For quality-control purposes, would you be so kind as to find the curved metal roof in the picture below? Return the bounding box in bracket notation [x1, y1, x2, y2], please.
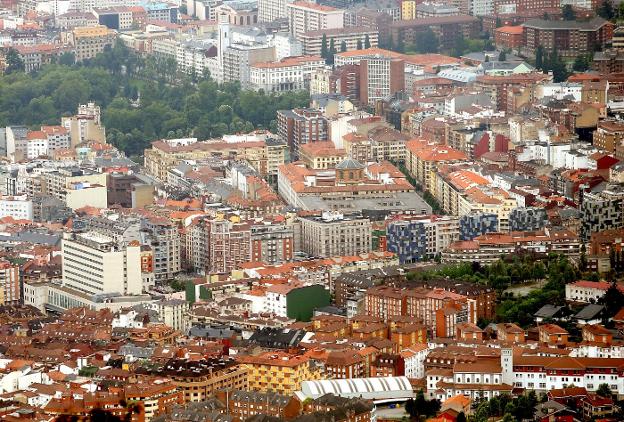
[300, 376, 413, 399]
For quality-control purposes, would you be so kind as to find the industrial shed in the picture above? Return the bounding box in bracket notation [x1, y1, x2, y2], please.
[298, 376, 414, 403]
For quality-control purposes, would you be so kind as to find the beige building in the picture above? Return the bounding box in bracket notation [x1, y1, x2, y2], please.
[299, 143, 347, 169]
[298, 212, 372, 258]
[287, 1, 344, 41]
[238, 352, 322, 395]
[61, 102, 106, 147]
[430, 168, 518, 232]
[61, 231, 143, 297]
[64, 182, 108, 210]
[299, 27, 378, 56]
[144, 137, 287, 183]
[310, 67, 333, 95]
[40, 168, 108, 202]
[63, 25, 116, 61]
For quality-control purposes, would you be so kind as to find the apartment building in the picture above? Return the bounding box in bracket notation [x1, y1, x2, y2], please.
[144, 137, 285, 182]
[0, 260, 20, 305]
[0, 194, 33, 221]
[237, 352, 323, 395]
[61, 231, 143, 297]
[222, 43, 275, 87]
[276, 108, 329, 158]
[522, 17, 613, 59]
[593, 120, 624, 154]
[286, 1, 344, 41]
[250, 55, 325, 93]
[156, 358, 249, 403]
[144, 218, 182, 281]
[405, 140, 468, 189]
[92, 6, 134, 30]
[298, 212, 373, 258]
[458, 212, 498, 241]
[509, 207, 547, 231]
[63, 25, 116, 61]
[257, 0, 295, 22]
[209, 219, 251, 274]
[40, 168, 108, 201]
[442, 229, 581, 264]
[299, 27, 378, 56]
[359, 57, 405, 106]
[565, 280, 624, 304]
[389, 15, 480, 50]
[250, 222, 294, 264]
[386, 215, 459, 263]
[580, 184, 624, 241]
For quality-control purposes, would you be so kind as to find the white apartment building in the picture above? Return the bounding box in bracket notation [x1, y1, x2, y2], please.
[565, 280, 621, 303]
[271, 33, 303, 60]
[188, 0, 223, 21]
[145, 299, 190, 332]
[61, 231, 143, 297]
[298, 212, 373, 258]
[401, 345, 429, 379]
[258, 0, 295, 22]
[0, 195, 33, 221]
[250, 55, 325, 92]
[286, 1, 344, 40]
[470, 0, 494, 16]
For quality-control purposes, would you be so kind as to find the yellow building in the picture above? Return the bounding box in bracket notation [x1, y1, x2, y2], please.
[431, 168, 517, 232]
[401, 0, 418, 20]
[63, 25, 116, 61]
[299, 143, 347, 169]
[238, 351, 323, 395]
[405, 139, 468, 189]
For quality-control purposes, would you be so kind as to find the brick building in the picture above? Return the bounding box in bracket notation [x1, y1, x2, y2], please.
[521, 17, 613, 59]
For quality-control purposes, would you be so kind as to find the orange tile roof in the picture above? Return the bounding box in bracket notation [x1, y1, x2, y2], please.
[253, 55, 323, 69]
[289, 1, 340, 12]
[495, 25, 524, 35]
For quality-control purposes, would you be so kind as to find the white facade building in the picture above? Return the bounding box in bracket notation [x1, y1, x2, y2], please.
[61, 231, 143, 297]
[0, 195, 33, 220]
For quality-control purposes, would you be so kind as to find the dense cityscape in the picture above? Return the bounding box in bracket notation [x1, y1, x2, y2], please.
[0, 0, 623, 421]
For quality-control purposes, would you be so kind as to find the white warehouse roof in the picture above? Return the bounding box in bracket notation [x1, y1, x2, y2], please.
[299, 376, 414, 402]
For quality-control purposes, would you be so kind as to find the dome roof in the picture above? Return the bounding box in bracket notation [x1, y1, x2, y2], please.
[336, 158, 365, 170]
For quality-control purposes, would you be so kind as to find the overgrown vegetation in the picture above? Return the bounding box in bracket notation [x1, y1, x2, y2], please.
[472, 392, 539, 422]
[407, 254, 580, 328]
[0, 41, 309, 157]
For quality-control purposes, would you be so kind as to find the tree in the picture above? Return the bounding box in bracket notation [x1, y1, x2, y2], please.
[496, 17, 502, 28]
[599, 282, 624, 317]
[579, 244, 588, 271]
[58, 52, 75, 66]
[597, 383, 612, 398]
[320, 33, 328, 61]
[456, 412, 467, 422]
[4, 48, 24, 73]
[357, 38, 363, 50]
[543, 12, 550, 20]
[396, 36, 405, 53]
[328, 38, 336, 65]
[550, 51, 569, 82]
[598, 0, 615, 19]
[415, 28, 439, 54]
[340, 40, 347, 53]
[562, 4, 576, 20]
[498, 50, 507, 61]
[573, 55, 589, 72]
[619, 1, 624, 20]
[364, 34, 371, 49]
[535, 45, 544, 70]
